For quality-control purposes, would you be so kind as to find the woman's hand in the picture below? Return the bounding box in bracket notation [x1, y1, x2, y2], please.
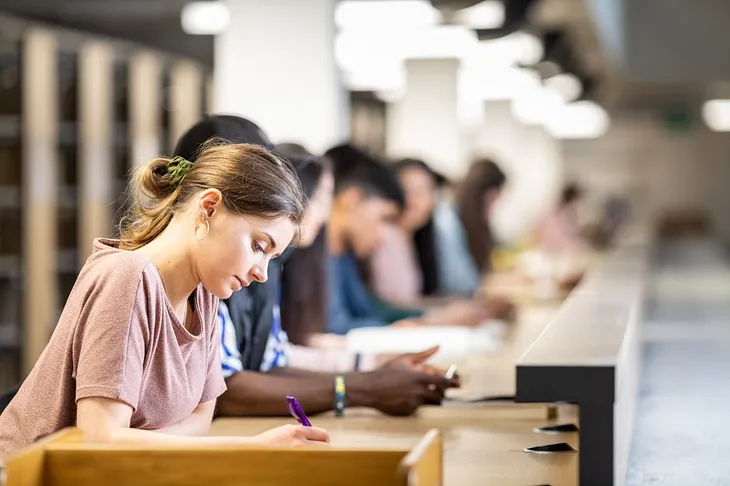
[251, 424, 331, 447]
[379, 346, 461, 386]
[483, 296, 517, 321]
[423, 300, 488, 327]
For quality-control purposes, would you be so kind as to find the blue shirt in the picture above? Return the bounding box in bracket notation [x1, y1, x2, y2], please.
[432, 202, 481, 296]
[218, 294, 290, 377]
[259, 287, 290, 372]
[326, 252, 423, 335]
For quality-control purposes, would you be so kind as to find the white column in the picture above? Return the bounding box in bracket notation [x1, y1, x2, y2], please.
[169, 60, 203, 150]
[129, 51, 162, 168]
[215, 0, 347, 153]
[22, 29, 59, 374]
[78, 41, 114, 260]
[474, 100, 563, 243]
[386, 58, 468, 179]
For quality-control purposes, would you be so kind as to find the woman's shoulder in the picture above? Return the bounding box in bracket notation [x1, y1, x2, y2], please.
[78, 238, 157, 291]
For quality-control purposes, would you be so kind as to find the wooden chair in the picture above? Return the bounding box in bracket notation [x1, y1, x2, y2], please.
[4, 428, 443, 486]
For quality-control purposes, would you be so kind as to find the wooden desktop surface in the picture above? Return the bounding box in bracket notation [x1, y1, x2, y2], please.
[446, 303, 562, 401]
[211, 300, 577, 486]
[211, 407, 578, 486]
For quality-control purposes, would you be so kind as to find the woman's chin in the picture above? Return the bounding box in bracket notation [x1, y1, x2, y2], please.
[206, 284, 235, 300]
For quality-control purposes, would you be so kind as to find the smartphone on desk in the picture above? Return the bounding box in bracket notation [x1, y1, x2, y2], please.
[445, 364, 458, 380]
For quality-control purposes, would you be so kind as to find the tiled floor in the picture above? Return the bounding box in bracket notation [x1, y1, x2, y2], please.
[627, 238, 730, 485]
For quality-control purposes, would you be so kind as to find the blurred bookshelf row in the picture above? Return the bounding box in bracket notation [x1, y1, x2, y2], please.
[0, 15, 212, 389]
[0, 12, 388, 389]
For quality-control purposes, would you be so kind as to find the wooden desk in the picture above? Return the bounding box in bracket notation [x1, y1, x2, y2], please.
[447, 304, 563, 401]
[4, 428, 444, 486]
[211, 406, 579, 486]
[482, 272, 568, 306]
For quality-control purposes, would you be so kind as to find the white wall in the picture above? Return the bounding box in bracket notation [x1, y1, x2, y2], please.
[563, 110, 730, 239]
[387, 59, 469, 179]
[471, 105, 730, 244]
[215, 0, 347, 153]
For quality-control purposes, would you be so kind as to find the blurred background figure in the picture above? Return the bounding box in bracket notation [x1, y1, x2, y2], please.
[369, 158, 515, 322]
[370, 158, 444, 306]
[455, 159, 508, 274]
[536, 183, 585, 254]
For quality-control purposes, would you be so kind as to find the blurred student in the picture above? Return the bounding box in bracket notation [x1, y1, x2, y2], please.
[369, 159, 514, 321]
[324, 146, 495, 335]
[369, 159, 444, 306]
[535, 183, 588, 291]
[0, 140, 331, 460]
[455, 159, 507, 273]
[537, 183, 585, 254]
[324, 145, 420, 336]
[174, 118, 457, 418]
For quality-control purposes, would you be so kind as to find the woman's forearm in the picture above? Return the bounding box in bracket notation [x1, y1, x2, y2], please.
[154, 409, 214, 437]
[85, 425, 252, 447]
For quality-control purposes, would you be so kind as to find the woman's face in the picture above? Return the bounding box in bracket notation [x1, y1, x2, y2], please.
[192, 193, 297, 299]
[298, 170, 334, 248]
[399, 166, 438, 232]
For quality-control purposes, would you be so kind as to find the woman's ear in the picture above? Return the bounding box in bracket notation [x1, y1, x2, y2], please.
[199, 189, 223, 217]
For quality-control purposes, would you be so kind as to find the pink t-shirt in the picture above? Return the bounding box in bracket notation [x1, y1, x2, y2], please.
[0, 239, 226, 458]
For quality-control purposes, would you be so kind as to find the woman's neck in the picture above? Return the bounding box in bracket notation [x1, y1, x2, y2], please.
[398, 220, 416, 235]
[135, 221, 200, 309]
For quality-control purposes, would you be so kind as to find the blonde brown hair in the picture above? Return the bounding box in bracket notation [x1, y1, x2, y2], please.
[119, 141, 307, 250]
[456, 158, 507, 272]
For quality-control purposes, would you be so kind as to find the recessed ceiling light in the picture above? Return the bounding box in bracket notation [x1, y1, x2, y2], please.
[453, 1, 505, 29]
[702, 100, 730, 131]
[336, 1, 441, 32]
[546, 101, 610, 139]
[181, 2, 230, 35]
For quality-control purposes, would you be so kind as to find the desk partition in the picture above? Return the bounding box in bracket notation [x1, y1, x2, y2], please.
[4, 428, 443, 486]
[516, 224, 652, 486]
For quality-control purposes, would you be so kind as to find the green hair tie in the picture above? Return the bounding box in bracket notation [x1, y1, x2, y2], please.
[167, 156, 194, 189]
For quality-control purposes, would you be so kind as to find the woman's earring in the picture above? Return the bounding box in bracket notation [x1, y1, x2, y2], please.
[195, 211, 210, 241]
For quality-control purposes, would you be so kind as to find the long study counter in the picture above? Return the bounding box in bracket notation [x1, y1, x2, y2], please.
[211, 405, 579, 486]
[210, 301, 580, 486]
[516, 224, 652, 486]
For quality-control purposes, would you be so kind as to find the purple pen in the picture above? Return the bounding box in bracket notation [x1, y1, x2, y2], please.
[286, 395, 312, 427]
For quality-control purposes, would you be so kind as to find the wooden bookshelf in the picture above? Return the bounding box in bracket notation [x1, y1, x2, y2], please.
[0, 29, 22, 388]
[58, 49, 80, 307]
[111, 57, 130, 234]
[0, 15, 209, 381]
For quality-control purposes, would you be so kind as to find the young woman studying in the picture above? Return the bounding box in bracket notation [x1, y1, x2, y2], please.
[0, 142, 329, 461]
